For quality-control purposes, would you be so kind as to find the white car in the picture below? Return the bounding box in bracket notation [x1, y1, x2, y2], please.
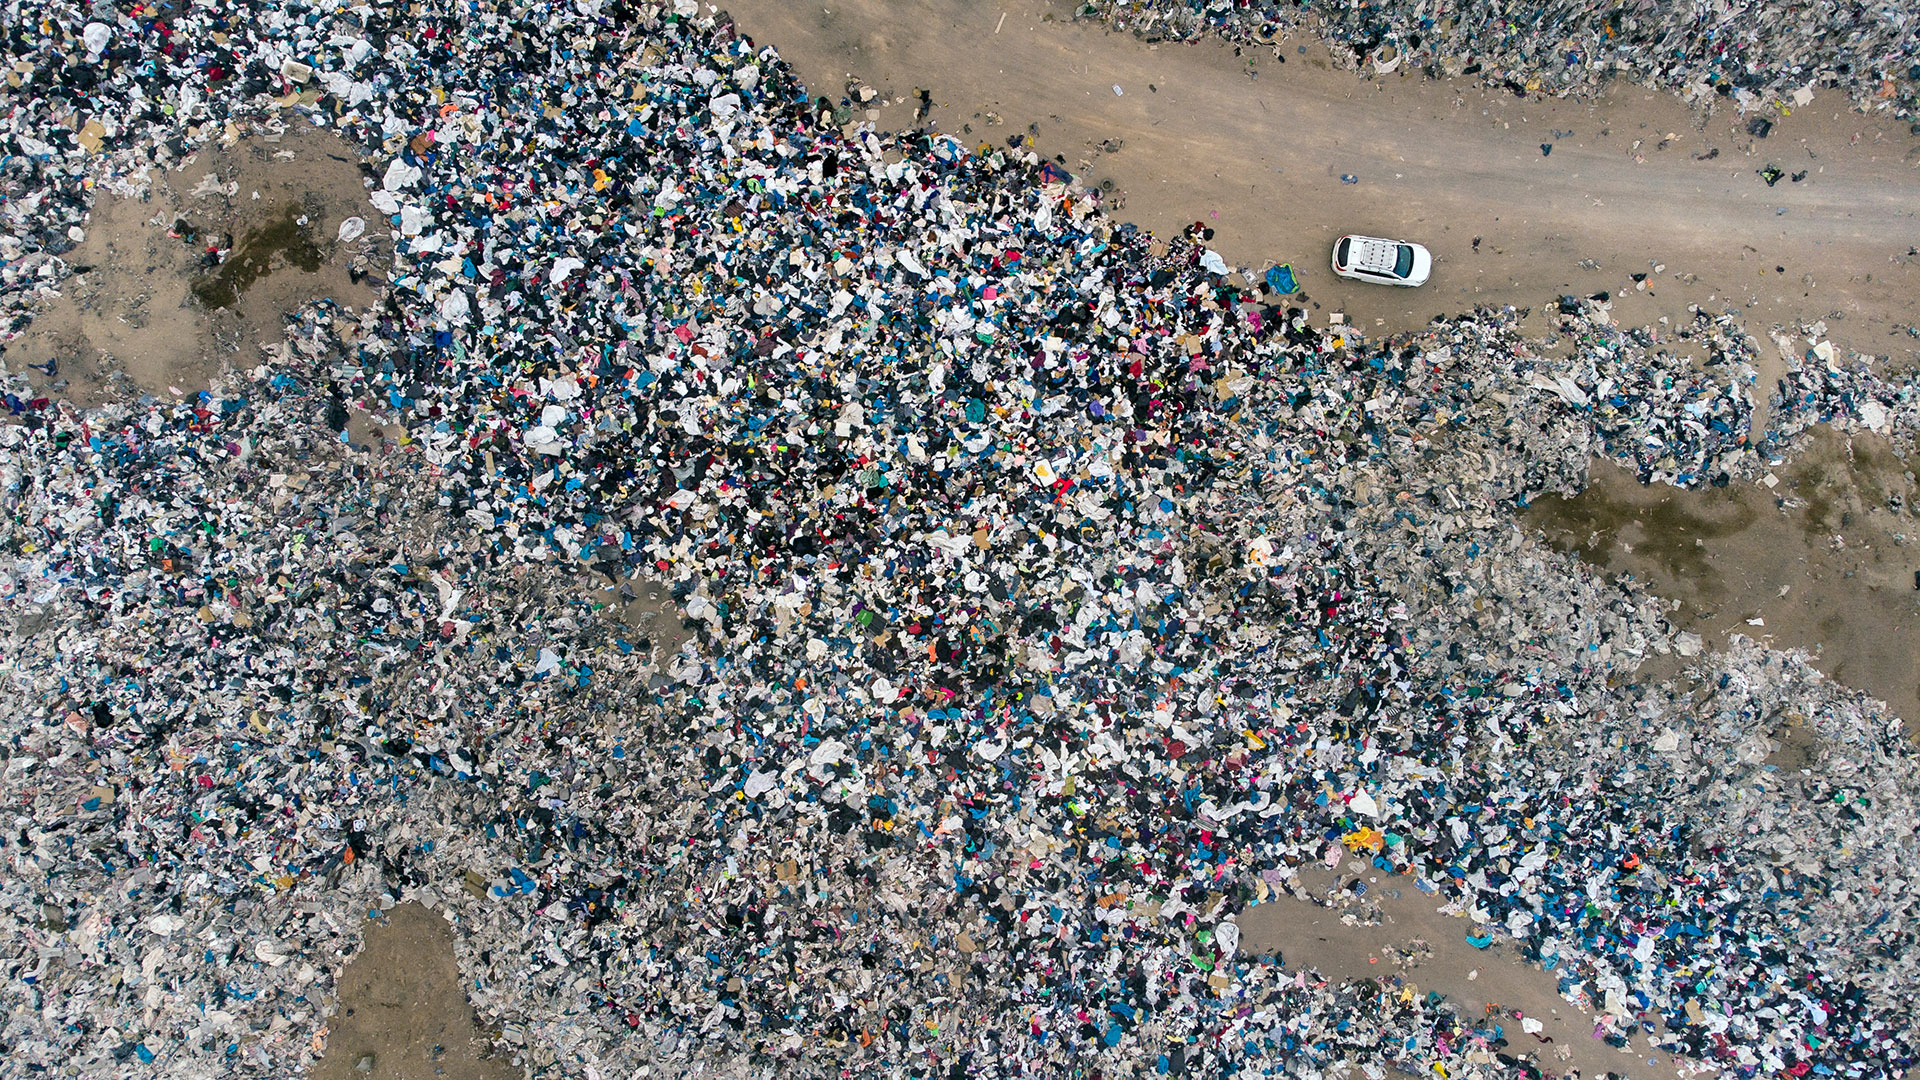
[1331, 234, 1431, 287]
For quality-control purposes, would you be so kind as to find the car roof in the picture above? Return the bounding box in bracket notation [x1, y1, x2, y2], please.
[1344, 236, 1404, 274]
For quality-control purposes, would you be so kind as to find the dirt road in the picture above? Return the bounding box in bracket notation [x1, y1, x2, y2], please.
[726, 0, 1920, 427]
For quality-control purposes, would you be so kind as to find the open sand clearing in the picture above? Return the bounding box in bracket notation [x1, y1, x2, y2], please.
[309, 904, 517, 1080]
[1527, 431, 1920, 733]
[9, 124, 377, 404]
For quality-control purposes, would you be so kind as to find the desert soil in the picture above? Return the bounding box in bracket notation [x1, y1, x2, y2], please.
[1243, 873, 1688, 1080]
[1526, 428, 1920, 732]
[308, 903, 518, 1080]
[9, 122, 377, 405]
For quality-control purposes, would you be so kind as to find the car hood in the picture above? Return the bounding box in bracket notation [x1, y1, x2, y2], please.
[1405, 245, 1432, 286]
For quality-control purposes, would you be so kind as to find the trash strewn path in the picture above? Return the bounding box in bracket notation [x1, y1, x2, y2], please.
[726, 0, 1920, 429]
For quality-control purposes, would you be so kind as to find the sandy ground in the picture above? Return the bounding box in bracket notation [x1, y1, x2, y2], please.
[1242, 872, 1688, 1080]
[309, 903, 517, 1080]
[594, 573, 699, 660]
[1526, 431, 1920, 732]
[725, 0, 1920, 431]
[8, 123, 377, 404]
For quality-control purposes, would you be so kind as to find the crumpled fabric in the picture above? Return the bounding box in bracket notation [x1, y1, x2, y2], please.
[0, 3, 1918, 1080]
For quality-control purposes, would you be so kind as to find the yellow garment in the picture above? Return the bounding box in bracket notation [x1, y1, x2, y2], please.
[1341, 827, 1385, 854]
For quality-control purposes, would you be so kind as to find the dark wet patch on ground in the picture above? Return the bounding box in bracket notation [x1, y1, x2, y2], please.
[191, 204, 325, 310]
[1521, 428, 1920, 734]
[1785, 433, 1910, 544]
[1525, 481, 1757, 600]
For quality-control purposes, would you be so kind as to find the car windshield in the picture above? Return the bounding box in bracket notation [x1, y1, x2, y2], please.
[1336, 237, 1351, 267]
[1393, 244, 1414, 278]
